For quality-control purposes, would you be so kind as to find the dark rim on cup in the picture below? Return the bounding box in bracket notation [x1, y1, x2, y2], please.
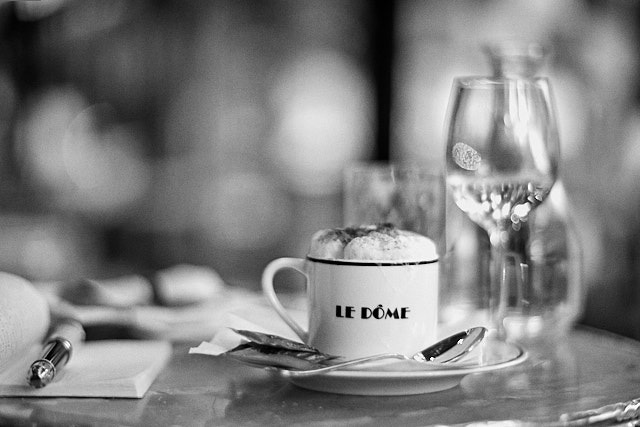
[306, 256, 438, 266]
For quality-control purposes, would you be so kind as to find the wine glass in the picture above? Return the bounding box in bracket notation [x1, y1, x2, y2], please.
[444, 43, 560, 337]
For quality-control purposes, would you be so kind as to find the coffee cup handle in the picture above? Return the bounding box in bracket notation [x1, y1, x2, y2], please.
[261, 257, 309, 343]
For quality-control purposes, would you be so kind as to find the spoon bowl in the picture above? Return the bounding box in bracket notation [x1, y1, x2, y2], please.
[279, 327, 487, 377]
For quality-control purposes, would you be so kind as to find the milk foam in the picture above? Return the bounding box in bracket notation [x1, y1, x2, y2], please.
[309, 224, 437, 262]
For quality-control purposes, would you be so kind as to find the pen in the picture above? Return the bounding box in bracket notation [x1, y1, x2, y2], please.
[27, 318, 85, 388]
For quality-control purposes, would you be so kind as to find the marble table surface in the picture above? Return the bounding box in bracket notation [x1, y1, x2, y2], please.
[1, 326, 638, 426]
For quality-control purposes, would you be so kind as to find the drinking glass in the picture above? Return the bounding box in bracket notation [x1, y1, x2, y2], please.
[343, 163, 445, 245]
[444, 44, 560, 338]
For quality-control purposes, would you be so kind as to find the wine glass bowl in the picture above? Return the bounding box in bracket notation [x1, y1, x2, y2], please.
[444, 47, 561, 336]
[445, 76, 559, 245]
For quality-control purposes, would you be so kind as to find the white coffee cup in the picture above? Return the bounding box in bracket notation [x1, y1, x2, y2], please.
[262, 255, 439, 359]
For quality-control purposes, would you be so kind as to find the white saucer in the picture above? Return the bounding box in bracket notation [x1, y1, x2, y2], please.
[278, 340, 527, 396]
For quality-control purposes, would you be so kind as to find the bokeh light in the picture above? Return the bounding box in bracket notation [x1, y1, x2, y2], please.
[269, 49, 373, 196]
[16, 88, 151, 221]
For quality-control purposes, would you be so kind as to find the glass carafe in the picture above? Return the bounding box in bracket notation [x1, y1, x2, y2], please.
[512, 181, 584, 340]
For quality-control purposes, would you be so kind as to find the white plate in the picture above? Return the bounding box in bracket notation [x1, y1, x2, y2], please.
[278, 340, 527, 396]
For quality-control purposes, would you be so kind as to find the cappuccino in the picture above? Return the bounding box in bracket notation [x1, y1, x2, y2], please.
[262, 223, 439, 358]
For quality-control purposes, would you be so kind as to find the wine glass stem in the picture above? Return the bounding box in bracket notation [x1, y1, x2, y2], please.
[489, 228, 513, 339]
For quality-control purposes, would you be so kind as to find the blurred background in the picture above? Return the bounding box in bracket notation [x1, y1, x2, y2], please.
[0, 0, 639, 339]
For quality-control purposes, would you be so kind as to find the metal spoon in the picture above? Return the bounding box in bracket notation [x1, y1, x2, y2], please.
[279, 326, 487, 377]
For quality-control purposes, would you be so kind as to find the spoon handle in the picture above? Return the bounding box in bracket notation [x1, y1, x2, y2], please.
[276, 353, 411, 377]
[273, 327, 487, 377]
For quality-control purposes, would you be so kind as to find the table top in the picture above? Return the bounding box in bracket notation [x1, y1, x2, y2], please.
[1, 326, 638, 426]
